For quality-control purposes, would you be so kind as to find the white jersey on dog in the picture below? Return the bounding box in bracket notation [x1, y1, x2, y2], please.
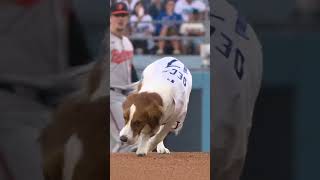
[139, 57, 192, 132]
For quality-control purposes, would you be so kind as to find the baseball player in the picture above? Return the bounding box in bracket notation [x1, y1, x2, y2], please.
[210, 0, 263, 180]
[110, 2, 137, 152]
[0, 1, 68, 180]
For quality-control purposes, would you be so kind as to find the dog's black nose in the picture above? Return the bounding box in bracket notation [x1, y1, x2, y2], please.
[120, 135, 128, 142]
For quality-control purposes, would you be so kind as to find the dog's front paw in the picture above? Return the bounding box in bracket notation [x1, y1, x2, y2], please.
[136, 146, 148, 157]
[137, 153, 146, 157]
[156, 142, 170, 154]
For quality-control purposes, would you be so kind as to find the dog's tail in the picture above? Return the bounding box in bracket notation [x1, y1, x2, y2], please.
[128, 81, 142, 94]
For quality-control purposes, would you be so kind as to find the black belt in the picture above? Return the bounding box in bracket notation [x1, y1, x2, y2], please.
[110, 87, 129, 96]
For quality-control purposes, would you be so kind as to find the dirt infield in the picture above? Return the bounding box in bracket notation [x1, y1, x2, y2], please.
[110, 152, 210, 180]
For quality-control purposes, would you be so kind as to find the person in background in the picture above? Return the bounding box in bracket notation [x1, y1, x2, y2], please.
[130, 1, 155, 54]
[179, 8, 205, 54]
[155, 0, 183, 55]
[175, 0, 206, 21]
[110, 2, 138, 152]
[111, 0, 117, 6]
[148, 0, 164, 20]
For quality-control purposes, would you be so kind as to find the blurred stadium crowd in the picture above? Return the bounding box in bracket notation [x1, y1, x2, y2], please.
[111, 0, 209, 55]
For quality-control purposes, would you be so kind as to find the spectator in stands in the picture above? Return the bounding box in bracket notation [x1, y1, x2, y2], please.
[130, 1, 155, 54]
[140, 0, 153, 11]
[175, 0, 206, 21]
[179, 8, 205, 54]
[156, 0, 183, 55]
[148, 0, 164, 19]
[111, 0, 117, 5]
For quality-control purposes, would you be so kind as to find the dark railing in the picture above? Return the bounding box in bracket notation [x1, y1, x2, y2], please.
[128, 19, 210, 41]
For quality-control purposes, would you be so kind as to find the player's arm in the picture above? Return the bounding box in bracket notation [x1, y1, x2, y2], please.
[131, 64, 139, 83]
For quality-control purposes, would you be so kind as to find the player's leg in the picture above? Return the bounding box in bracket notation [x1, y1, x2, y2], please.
[0, 126, 44, 180]
[110, 91, 136, 152]
[0, 91, 51, 180]
[110, 102, 123, 153]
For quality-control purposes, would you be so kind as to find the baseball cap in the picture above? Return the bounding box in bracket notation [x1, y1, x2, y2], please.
[111, 2, 129, 15]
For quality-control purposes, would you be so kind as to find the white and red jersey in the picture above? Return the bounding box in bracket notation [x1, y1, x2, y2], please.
[110, 33, 134, 88]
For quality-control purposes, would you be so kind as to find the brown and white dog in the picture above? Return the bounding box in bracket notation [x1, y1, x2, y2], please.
[119, 57, 192, 156]
[39, 59, 108, 180]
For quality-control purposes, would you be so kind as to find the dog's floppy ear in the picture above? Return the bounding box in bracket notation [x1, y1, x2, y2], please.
[122, 93, 137, 110]
[147, 104, 163, 129]
[123, 108, 130, 124]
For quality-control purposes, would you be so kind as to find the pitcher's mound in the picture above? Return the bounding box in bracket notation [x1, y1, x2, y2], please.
[111, 152, 210, 180]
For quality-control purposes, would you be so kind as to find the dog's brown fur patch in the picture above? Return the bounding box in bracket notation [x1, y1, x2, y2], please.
[122, 92, 163, 136]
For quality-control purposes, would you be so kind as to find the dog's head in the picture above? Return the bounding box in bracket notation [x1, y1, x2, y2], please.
[119, 92, 163, 144]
